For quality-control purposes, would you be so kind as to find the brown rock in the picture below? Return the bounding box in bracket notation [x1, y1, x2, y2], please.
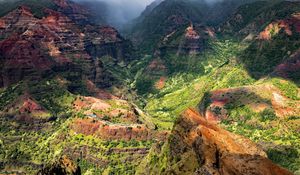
[37, 156, 81, 175]
[138, 108, 293, 175]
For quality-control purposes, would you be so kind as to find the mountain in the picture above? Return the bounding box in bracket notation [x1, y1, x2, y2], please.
[0, 0, 132, 88]
[141, 0, 164, 17]
[0, 0, 300, 174]
[127, 0, 258, 54]
[127, 0, 207, 54]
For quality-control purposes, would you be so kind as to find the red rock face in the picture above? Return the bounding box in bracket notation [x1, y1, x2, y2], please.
[0, 36, 54, 86]
[169, 108, 293, 175]
[185, 25, 200, 40]
[175, 24, 208, 55]
[19, 98, 43, 113]
[155, 76, 167, 90]
[0, 4, 131, 87]
[98, 27, 121, 42]
[0, 19, 6, 29]
[70, 118, 158, 141]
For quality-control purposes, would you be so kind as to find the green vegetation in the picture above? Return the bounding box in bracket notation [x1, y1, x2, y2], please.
[128, 0, 204, 54]
[221, 103, 300, 172]
[0, 83, 23, 111]
[267, 147, 300, 172]
[132, 35, 300, 172]
[28, 78, 75, 116]
[271, 78, 299, 100]
[241, 32, 300, 78]
[136, 77, 156, 95]
[134, 40, 253, 129]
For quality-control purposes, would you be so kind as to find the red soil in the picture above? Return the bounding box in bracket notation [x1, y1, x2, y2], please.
[185, 25, 200, 40]
[53, 0, 69, 8]
[19, 98, 43, 113]
[73, 96, 111, 111]
[155, 76, 167, 90]
[148, 59, 167, 71]
[0, 19, 5, 29]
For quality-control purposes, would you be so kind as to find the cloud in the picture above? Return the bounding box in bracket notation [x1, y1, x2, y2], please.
[73, 0, 154, 28]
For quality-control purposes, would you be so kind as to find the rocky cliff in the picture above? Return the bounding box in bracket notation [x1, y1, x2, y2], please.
[0, 1, 132, 88]
[136, 108, 293, 175]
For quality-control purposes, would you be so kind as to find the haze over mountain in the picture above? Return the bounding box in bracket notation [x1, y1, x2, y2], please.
[73, 0, 155, 28]
[72, 0, 248, 28]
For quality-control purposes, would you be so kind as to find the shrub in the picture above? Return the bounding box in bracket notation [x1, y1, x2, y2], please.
[272, 78, 299, 100]
[259, 109, 277, 122]
[136, 77, 155, 95]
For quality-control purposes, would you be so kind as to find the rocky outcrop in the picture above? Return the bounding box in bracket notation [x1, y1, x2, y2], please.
[137, 108, 292, 175]
[37, 156, 81, 175]
[84, 25, 133, 68]
[70, 118, 168, 141]
[176, 24, 206, 55]
[155, 24, 212, 58]
[70, 118, 150, 141]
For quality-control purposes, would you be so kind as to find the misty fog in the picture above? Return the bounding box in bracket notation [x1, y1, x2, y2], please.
[73, 0, 154, 28]
[72, 0, 230, 28]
